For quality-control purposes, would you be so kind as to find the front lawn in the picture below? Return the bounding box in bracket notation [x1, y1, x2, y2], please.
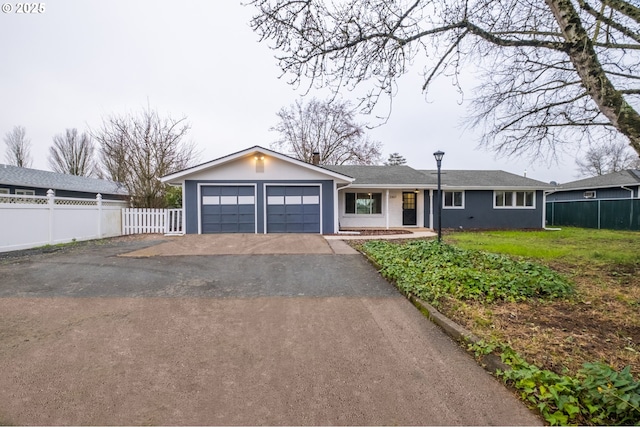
[358, 228, 640, 425]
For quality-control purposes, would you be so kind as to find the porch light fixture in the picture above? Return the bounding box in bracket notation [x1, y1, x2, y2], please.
[433, 150, 445, 243]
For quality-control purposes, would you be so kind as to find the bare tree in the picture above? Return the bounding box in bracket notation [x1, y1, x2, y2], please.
[93, 107, 198, 208]
[249, 0, 640, 160]
[271, 98, 382, 165]
[385, 152, 407, 166]
[576, 141, 640, 176]
[3, 126, 32, 167]
[48, 129, 97, 176]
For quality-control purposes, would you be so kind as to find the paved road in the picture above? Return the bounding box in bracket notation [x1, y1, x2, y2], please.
[0, 235, 541, 425]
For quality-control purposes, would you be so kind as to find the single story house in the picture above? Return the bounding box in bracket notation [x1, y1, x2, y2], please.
[546, 169, 640, 202]
[161, 146, 552, 234]
[545, 169, 640, 230]
[0, 164, 128, 200]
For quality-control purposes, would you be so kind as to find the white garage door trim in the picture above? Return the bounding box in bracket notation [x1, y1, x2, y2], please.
[197, 183, 258, 234]
[263, 183, 322, 234]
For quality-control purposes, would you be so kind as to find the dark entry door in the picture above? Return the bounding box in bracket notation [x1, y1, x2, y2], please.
[402, 192, 417, 226]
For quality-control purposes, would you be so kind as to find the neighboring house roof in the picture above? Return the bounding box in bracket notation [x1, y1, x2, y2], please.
[323, 165, 434, 187]
[0, 164, 128, 196]
[161, 145, 354, 184]
[419, 170, 554, 189]
[553, 169, 640, 191]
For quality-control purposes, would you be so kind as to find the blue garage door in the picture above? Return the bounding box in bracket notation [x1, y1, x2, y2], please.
[266, 186, 320, 233]
[201, 186, 255, 233]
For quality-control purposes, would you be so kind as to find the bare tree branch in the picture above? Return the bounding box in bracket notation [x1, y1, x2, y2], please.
[48, 129, 97, 176]
[271, 97, 382, 165]
[3, 126, 32, 168]
[93, 107, 199, 208]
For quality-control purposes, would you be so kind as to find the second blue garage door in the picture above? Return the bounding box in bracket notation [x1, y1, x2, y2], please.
[266, 186, 321, 233]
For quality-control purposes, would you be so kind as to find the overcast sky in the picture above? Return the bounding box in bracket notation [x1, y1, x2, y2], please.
[1, 1, 583, 183]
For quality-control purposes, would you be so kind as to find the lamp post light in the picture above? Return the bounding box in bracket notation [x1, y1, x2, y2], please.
[433, 150, 445, 243]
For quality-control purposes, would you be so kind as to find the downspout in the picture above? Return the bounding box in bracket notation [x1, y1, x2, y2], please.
[621, 186, 634, 229]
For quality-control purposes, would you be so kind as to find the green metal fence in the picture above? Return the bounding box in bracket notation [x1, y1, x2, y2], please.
[546, 199, 640, 231]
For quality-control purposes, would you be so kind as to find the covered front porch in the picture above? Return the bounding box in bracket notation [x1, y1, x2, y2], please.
[335, 187, 436, 230]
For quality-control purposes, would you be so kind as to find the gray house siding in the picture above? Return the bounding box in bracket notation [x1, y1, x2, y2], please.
[428, 190, 544, 229]
[547, 186, 638, 201]
[0, 184, 125, 200]
[184, 179, 335, 234]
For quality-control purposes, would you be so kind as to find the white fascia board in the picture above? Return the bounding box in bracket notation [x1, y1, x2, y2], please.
[338, 184, 432, 190]
[160, 145, 354, 184]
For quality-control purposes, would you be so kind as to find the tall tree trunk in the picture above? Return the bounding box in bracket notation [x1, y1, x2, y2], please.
[545, 0, 640, 155]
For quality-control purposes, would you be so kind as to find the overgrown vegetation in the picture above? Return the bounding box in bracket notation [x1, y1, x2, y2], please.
[358, 229, 640, 425]
[362, 239, 573, 306]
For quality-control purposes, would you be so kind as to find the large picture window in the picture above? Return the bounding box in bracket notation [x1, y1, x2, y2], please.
[444, 191, 464, 208]
[345, 192, 382, 215]
[494, 191, 535, 208]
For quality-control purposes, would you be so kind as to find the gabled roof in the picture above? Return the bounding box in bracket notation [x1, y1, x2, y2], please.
[161, 145, 354, 183]
[554, 169, 640, 191]
[323, 165, 433, 187]
[419, 170, 553, 189]
[0, 164, 128, 195]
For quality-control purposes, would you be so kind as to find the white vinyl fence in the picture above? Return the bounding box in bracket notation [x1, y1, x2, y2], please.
[122, 208, 183, 235]
[0, 190, 128, 253]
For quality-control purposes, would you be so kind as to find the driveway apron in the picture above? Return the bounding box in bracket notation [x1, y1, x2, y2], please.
[0, 235, 541, 425]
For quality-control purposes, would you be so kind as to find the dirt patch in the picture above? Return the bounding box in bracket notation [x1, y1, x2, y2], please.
[438, 262, 640, 377]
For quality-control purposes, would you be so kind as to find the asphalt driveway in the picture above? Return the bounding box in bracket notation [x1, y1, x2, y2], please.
[0, 235, 541, 425]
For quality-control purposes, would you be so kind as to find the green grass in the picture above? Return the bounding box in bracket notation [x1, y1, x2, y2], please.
[446, 227, 640, 267]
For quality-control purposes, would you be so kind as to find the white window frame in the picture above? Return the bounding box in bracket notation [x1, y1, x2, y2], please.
[345, 192, 383, 215]
[443, 190, 465, 209]
[0, 188, 9, 194]
[493, 190, 536, 209]
[15, 189, 35, 196]
[583, 190, 596, 199]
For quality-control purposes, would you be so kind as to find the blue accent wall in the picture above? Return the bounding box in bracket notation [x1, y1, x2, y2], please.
[430, 190, 544, 230]
[184, 179, 335, 234]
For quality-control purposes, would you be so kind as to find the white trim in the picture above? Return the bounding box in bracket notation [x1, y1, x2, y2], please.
[197, 183, 258, 234]
[429, 189, 434, 229]
[493, 190, 536, 209]
[263, 183, 323, 234]
[443, 190, 465, 209]
[385, 189, 390, 229]
[162, 145, 353, 184]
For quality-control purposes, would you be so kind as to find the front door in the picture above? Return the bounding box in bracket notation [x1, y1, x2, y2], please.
[402, 192, 417, 226]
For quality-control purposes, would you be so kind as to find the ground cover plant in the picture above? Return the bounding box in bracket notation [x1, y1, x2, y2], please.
[359, 228, 640, 425]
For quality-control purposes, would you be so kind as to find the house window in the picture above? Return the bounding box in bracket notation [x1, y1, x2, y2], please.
[0, 188, 9, 194]
[584, 190, 596, 199]
[494, 191, 535, 208]
[345, 192, 382, 215]
[444, 191, 464, 208]
[15, 189, 35, 196]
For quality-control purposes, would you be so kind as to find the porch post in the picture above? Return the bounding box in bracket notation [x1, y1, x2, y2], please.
[385, 189, 390, 229]
[429, 189, 434, 230]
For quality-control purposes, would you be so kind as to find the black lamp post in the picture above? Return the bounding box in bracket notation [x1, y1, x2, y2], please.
[433, 150, 445, 243]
